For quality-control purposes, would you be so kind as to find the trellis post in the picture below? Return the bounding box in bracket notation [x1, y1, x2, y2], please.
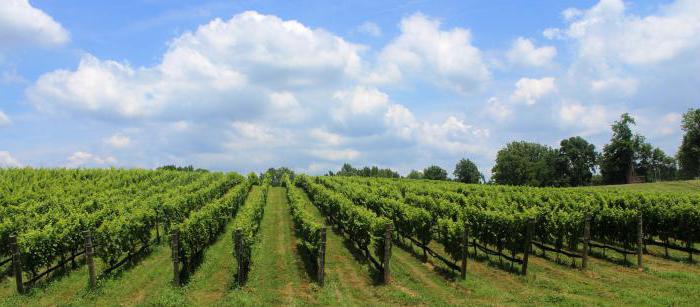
[382, 224, 393, 284]
[637, 212, 643, 271]
[170, 230, 180, 286]
[582, 214, 591, 270]
[522, 220, 533, 275]
[84, 231, 97, 289]
[317, 227, 327, 286]
[234, 229, 244, 286]
[10, 235, 24, 294]
[461, 222, 468, 280]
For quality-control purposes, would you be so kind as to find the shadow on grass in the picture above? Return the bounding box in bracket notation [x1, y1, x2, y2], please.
[329, 225, 383, 285]
[392, 236, 460, 281]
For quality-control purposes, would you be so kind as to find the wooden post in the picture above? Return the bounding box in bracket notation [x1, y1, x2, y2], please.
[317, 227, 327, 286]
[10, 235, 24, 294]
[84, 231, 97, 289]
[155, 213, 161, 244]
[582, 214, 591, 270]
[688, 239, 694, 263]
[637, 212, 643, 271]
[170, 230, 180, 286]
[234, 229, 244, 286]
[382, 225, 392, 284]
[461, 222, 468, 280]
[521, 220, 533, 276]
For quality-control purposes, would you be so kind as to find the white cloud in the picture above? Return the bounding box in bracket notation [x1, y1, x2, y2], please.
[309, 149, 360, 161]
[658, 112, 682, 136]
[66, 151, 117, 168]
[332, 86, 390, 123]
[558, 102, 616, 136]
[506, 37, 557, 67]
[0, 110, 10, 126]
[310, 128, 343, 146]
[485, 97, 513, 122]
[104, 134, 131, 148]
[590, 77, 638, 96]
[376, 13, 489, 94]
[0, 151, 21, 167]
[0, 0, 69, 48]
[555, 0, 700, 65]
[357, 21, 382, 37]
[510, 77, 556, 105]
[28, 11, 365, 120]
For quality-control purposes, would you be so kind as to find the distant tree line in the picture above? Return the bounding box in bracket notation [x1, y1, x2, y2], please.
[157, 165, 208, 172]
[328, 163, 401, 178]
[330, 108, 700, 187]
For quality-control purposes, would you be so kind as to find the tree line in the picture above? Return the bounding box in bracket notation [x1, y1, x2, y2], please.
[332, 108, 700, 187]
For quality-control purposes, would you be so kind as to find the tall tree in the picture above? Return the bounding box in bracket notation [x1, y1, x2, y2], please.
[600, 113, 641, 184]
[453, 158, 482, 184]
[678, 108, 700, 179]
[491, 141, 559, 186]
[558, 136, 597, 186]
[423, 165, 448, 180]
[407, 170, 423, 179]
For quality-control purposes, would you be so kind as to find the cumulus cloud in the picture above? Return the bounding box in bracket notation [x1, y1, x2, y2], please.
[0, 0, 69, 48]
[553, 0, 700, 65]
[558, 102, 617, 136]
[28, 11, 365, 120]
[66, 151, 117, 168]
[506, 37, 557, 67]
[590, 77, 638, 96]
[510, 77, 556, 105]
[375, 13, 489, 94]
[357, 21, 382, 37]
[0, 110, 10, 126]
[484, 97, 513, 122]
[0, 151, 21, 167]
[104, 134, 131, 148]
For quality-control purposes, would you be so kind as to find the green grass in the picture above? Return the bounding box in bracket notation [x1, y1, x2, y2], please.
[586, 179, 700, 193]
[1, 185, 699, 306]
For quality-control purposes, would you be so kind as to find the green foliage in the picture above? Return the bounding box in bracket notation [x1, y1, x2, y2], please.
[557, 136, 598, 186]
[283, 175, 324, 261]
[678, 108, 700, 178]
[406, 170, 423, 179]
[453, 158, 482, 184]
[492, 141, 559, 186]
[332, 163, 401, 178]
[423, 165, 448, 181]
[232, 185, 270, 274]
[601, 113, 641, 184]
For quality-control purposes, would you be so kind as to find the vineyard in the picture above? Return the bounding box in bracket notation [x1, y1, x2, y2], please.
[1, 169, 699, 306]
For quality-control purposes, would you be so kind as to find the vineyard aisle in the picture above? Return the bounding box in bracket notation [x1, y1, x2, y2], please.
[222, 186, 313, 305]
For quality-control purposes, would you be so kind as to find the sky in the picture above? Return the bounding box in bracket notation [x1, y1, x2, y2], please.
[0, 0, 698, 177]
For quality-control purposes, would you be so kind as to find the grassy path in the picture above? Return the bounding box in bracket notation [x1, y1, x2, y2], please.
[222, 186, 313, 305]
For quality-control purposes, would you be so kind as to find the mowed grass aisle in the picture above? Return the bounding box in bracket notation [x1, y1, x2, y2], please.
[222, 186, 314, 305]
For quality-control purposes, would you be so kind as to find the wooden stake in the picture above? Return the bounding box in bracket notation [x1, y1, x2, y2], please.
[234, 229, 244, 286]
[84, 231, 97, 289]
[582, 214, 591, 270]
[688, 239, 694, 263]
[318, 227, 327, 286]
[521, 220, 533, 276]
[170, 230, 180, 286]
[10, 235, 24, 294]
[383, 225, 393, 284]
[461, 222, 468, 280]
[155, 213, 161, 244]
[637, 212, 643, 271]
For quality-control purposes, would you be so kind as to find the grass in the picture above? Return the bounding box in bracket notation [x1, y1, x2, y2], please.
[0, 184, 699, 306]
[586, 179, 700, 193]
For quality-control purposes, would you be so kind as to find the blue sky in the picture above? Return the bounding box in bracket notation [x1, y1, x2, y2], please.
[0, 0, 698, 176]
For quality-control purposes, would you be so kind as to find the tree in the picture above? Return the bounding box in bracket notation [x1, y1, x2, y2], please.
[678, 108, 700, 179]
[600, 113, 642, 184]
[423, 165, 448, 180]
[491, 141, 559, 186]
[407, 170, 423, 179]
[332, 163, 400, 178]
[557, 136, 598, 186]
[453, 158, 481, 184]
